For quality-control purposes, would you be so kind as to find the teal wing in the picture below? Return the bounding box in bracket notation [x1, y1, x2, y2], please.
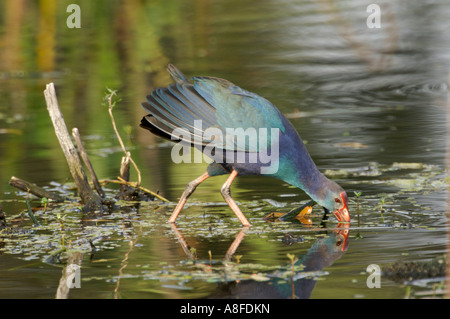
[141, 65, 285, 153]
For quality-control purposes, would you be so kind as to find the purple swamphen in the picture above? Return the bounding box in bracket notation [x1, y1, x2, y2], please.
[140, 65, 350, 227]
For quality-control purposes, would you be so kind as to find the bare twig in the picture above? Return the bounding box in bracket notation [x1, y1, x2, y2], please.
[105, 89, 142, 186]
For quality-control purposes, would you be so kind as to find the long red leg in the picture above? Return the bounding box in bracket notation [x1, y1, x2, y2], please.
[169, 172, 210, 223]
[220, 170, 251, 227]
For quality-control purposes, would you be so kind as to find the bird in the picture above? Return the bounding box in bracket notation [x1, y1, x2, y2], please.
[140, 64, 350, 227]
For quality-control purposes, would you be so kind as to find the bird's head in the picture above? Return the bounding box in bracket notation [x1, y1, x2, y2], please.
[315, 181, 350, 223]
[331, 191, 350, 223]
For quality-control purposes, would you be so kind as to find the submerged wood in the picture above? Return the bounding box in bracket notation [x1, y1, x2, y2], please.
[44, 83, 104, 212]
[9, 176, 65, 202]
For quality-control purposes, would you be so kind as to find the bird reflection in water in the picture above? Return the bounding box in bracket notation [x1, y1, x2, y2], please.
[170, 221, 349, 299]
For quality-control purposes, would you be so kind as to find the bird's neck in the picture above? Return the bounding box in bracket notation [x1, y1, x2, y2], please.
[298, 171, 329, 204]
[272, 122, 330, 204]
[277, 154, 329, 204]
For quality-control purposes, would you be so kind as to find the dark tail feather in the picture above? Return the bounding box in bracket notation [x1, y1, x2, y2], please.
[140, 114, 186, 142]
[141, 64, 219, 148]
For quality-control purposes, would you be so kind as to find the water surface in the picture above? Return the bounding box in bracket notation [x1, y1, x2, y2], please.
[0, 0, 449, 299]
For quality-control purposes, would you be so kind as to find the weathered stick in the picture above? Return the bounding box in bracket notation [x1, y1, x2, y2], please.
[9, 176, 65, 202]
[72, 127, 105, 198]
[44, 83, 104, 212]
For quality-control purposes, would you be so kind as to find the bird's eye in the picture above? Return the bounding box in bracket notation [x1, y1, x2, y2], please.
[334, 198, 341, 203]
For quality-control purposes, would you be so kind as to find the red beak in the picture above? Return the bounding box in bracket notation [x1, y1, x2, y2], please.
[333, 192, 350, 223]
[334, 222, 350, 252]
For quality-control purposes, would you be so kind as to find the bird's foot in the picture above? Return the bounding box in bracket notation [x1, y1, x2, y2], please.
[264, 203, 313, 226]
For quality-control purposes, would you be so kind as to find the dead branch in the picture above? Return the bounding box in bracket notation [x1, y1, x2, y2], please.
[44, 82, 104, 212]
[9, 176, 65, 202]
[72, 127, 105, 198]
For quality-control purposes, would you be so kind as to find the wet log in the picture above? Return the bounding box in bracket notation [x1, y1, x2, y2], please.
[9, 176, 65, 202]
[44, 83, 104, 212]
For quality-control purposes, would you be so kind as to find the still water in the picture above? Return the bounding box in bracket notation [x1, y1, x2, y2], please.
[0, 0, 449, 299]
